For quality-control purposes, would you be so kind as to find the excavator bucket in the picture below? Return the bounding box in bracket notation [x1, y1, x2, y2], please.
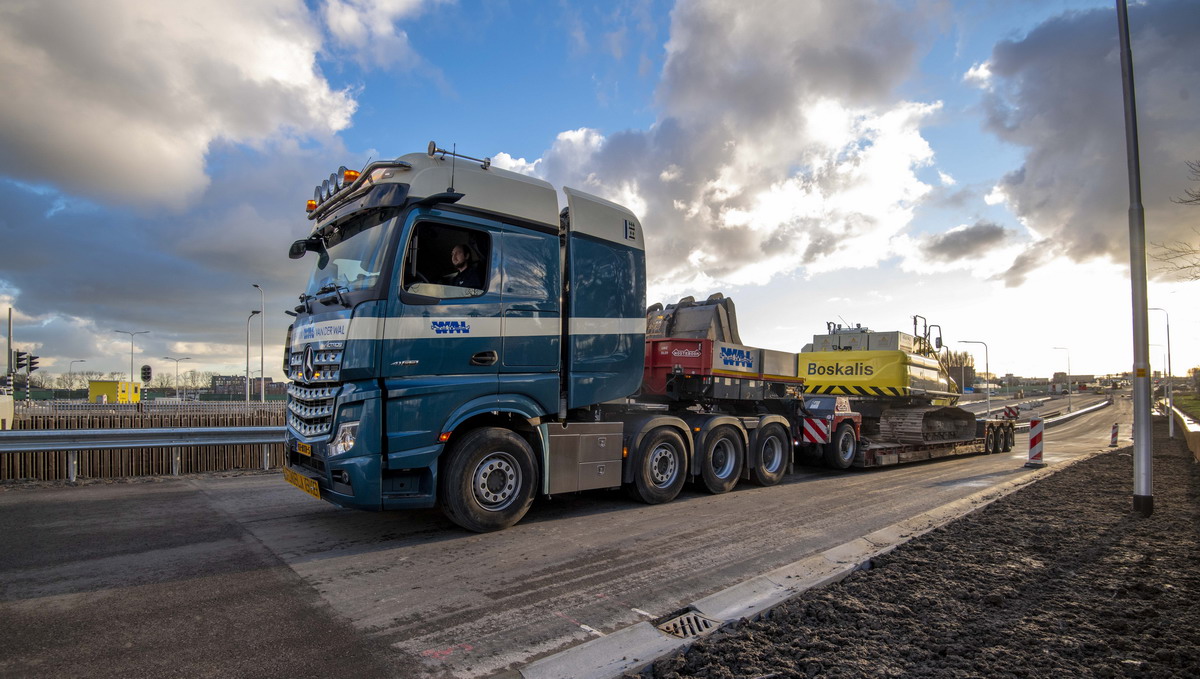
[646, 293, 742, 344]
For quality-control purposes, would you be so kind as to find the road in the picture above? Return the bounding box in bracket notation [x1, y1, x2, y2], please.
[0, 398, 1130, 678]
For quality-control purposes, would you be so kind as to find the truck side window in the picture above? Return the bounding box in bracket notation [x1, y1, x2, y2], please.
[402, 222, 490, 299]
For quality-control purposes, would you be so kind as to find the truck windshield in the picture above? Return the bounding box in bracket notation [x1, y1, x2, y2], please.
[303, 211, 395, 298]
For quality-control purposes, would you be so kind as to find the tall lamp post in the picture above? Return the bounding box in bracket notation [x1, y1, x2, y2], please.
[252, 283, 265, 402]
[246, 310, 260, 403]
[1053, 347, 1072, 413]
[960, 340, 989, 417]
[69, 359, 85, 395]
[1149, 307, 1173, 438]
[114, 330, 149, 383]
[163, 356, 191, 398]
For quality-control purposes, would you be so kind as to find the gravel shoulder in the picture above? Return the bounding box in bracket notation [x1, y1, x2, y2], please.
[641, 418, 1199, 678]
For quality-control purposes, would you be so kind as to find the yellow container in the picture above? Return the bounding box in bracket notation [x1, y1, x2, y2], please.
[87, 380, 141, 404]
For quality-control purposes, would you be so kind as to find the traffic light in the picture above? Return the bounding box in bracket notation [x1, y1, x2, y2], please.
[141, 364, 152, 382]
[12, 350, 27, 371]
[27, 355, 40, 372]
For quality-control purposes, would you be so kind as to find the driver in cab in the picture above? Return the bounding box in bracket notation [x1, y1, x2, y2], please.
[442, 244, 484, 289]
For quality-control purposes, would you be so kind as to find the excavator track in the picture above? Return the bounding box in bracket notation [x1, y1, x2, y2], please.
[878, 406, 976, 445]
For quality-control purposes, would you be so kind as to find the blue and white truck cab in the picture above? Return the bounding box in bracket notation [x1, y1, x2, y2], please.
[283, 144, 648, 531]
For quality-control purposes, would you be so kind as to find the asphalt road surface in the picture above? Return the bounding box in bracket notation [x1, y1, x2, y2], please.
[0, 399, 1129, 678]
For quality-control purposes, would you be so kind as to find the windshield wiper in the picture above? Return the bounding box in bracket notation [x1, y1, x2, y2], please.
[315, 282, 351, 308]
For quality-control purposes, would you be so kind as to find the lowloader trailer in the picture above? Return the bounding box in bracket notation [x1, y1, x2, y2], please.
[281, 144, 1013, 532]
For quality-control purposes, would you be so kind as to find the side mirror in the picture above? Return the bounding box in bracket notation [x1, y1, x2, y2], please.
[935, 337, 942, 349]
[288, 239, 308, 260]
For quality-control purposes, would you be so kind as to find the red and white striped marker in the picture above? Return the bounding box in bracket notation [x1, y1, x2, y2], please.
[1004, 405, 1019, 418]
[1025, 418, 1046, 468]
[1110, 422, 1119, 447]
[802, 418, 831, 444]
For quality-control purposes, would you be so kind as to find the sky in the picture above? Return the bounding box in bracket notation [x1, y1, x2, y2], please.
[1, 0, 1198, 385]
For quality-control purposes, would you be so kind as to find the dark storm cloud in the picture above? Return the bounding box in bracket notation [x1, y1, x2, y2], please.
[921, 220, 1011, 262]
[979, 0, 1200, 271]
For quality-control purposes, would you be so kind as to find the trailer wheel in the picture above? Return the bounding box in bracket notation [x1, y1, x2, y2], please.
[626, 427, 687, 504]
[1002, 425, 1015, 452]
[750, 423, 789, 486]
[984, 427, 997, 454]
[700, 426, 744, 494]
[439, 427, 537, 533]
[823, 422, 857, 470]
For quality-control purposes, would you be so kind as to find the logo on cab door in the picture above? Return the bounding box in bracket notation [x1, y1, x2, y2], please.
[431, 320, 471, 335]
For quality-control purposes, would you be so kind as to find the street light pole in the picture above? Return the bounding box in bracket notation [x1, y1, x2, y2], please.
[163, 356, 192, 398]
[1053, 347, 1072, 413]
[69, 359, 85, 395]
[114, 330, 149, 384]
[1149, 307, 1173, 438]
[246, 311, 260, 403]
[253, 283, 265, 402]
[960, 341, 989, 417]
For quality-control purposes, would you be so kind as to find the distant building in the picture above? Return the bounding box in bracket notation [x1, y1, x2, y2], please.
[88, 380, 141, 404]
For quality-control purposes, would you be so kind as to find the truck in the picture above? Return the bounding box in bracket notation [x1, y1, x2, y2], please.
[281, 144, 1014, 532]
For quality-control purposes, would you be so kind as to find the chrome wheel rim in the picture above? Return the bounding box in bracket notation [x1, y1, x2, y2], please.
[761, 434, 784, 474]
[473, 451, 521, 512]
[710, 438, 736, 479]
[649, 443, 679, 488]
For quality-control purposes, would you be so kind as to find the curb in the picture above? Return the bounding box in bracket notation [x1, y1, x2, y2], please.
[516, 444, 1115, 679]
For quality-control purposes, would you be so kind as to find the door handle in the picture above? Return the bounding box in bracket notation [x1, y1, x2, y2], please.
[471, 351, 498, 366]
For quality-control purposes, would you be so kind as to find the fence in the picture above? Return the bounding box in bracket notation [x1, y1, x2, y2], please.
[2, 401, 287, 481]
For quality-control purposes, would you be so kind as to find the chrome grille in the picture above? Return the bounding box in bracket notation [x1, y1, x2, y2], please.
[286, 344, 342, 439]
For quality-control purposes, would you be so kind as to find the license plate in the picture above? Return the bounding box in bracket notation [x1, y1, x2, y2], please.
[297, 442, 312, 457]
[283, 467, 321, 500]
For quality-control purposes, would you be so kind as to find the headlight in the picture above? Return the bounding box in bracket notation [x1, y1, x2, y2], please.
[329, 422, 359, 456]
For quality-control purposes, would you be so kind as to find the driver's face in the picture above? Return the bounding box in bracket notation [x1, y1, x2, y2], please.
[451, 246, 467, 267]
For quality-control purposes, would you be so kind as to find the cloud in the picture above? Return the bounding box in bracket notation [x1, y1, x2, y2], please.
[507, 0, 948, 296]
[975, 0, 1200, 271]
[0, 0, 359, 210]
[921, 220, 1012, 262]
[323, 0, 448, 70]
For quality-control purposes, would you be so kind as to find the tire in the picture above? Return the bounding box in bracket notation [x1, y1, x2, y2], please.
[626, 427, 687, 504]
[984, 427, 997, 454]
[1003, 425, 1015, 452]
[750, 423, 789, 486]
[699, 426, 744, 494]
[439, 427, 537, 533]
[823, 422, 857, 470]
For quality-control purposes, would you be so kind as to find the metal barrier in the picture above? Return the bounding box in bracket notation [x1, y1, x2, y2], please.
[13, 400, 286, 416]
[0, 426, 285, 482]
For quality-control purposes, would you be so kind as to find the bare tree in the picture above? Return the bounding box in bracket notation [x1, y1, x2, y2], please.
[1151, 161, 1200, 279]
[938, 350, 975, 393]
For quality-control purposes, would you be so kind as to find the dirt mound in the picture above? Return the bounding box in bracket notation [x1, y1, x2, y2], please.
[641, 420, 1200, 678]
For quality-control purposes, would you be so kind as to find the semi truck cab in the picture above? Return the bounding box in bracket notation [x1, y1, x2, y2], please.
[283, 145, 646, 530]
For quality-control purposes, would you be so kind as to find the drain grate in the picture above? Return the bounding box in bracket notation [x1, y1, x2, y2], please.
[656, 610, 721, 639]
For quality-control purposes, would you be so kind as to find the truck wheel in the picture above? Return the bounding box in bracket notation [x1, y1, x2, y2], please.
[823, 422, 857, 470]
[984, 427, 997, 454]
[750, 423, 789, 486]
[439, 427, 537, 533]
[626, 427, 687, 504]
[700, 426, 744, 494]
[1003, 426, 1015, 452]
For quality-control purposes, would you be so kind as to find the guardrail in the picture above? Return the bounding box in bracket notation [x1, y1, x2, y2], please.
[13, 400, 286, 416]
[0, 426, 285, 482]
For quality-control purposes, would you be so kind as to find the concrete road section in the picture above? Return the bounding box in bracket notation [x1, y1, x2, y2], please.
[0, 399, 1129, 678]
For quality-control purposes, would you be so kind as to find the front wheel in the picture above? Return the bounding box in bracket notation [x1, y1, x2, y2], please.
[750, 423, 789, 486]
[626, 427, 687, 504]
[699, 426, 744, 494]
[439, 428, 537, 533]
[823, 422, 858, 470]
